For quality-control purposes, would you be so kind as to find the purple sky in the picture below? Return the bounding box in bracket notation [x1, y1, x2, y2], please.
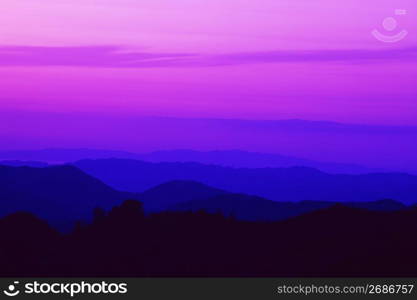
[0, 0, 416, 168]
[1, 0, 416, 123]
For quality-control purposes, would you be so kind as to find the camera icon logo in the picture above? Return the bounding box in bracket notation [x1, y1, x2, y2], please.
[372, 9, 408, 43]
[3, 281, 20, 297]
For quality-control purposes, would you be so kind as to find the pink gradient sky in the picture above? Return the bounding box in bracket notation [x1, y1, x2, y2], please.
[0, 0, 416, 125]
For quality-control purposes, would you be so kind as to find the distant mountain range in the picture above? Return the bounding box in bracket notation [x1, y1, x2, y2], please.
[140, 180, 227, 212]
[0, 164, 414, 231]
[0, 148, 388, 174]
[139, 150, 385, 174]
[0, 160, 49, 168]
[170, 194, 407, 221]
[142, 180, 408, 221]
[0, 148, 141, 163]
[73, 158, 417, 204]
[3, 116, 416, 172]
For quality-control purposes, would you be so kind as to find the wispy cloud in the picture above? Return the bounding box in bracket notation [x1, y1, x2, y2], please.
[0, 45, 193, 68]
[208, 47, 417, 66]
[0, 45, 416, 68]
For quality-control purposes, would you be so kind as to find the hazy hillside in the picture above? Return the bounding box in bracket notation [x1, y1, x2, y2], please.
[74, 159, 417, 204]
[140, 180, 227, 212]
[0, 148, 140, 163]
[0, 160, 49, 167]
[0, 165, 135, 229]
[140, 149, 383, 174]
[0, 148, 385, 174]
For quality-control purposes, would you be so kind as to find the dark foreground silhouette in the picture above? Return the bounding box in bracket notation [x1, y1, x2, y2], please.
[3, 164, 411, 232]
[1, 200, 417, 277]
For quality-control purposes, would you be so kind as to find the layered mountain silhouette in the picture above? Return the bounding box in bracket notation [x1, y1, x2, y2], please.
[169, 194, 407, 222]
[3, 116, 417, 172]
[146, 181, 407, 220]
[0, 148, 140, 163]
[0, 148, 385, 174]
[1, 160, 417, 276]
[344, 199, 407, 211]
[1, 200, 417, 277]
[138, 180, 335, 220]
[0, 165, 134, 230]
[73, 159, 417, 204]
[139, 149, 383, 174]
[0, 160, 49, 167]
[140, 180, 227, 212]
[170, 193, 333, 221]
[2, 163, 412, 232]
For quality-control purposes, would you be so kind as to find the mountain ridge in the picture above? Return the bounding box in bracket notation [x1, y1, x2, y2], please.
[0, 164, 136, 230]
[73, 158, 417, 204]
[0, 148, 395, 174]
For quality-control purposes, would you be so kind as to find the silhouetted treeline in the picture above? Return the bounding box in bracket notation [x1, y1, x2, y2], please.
[1, 200, 417, 277]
